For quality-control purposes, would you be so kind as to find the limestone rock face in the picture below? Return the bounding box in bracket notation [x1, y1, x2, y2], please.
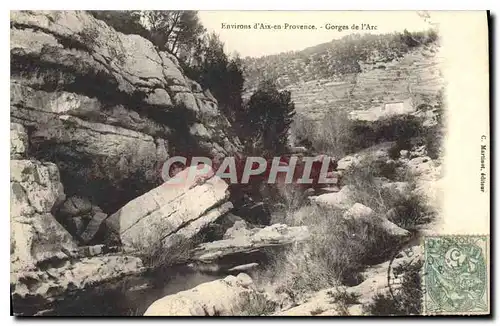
[10, 159, 145, 316]
[11, 123, 28, 159]
[10, 159, 75, 273]
[144, 273, 269, 316]
[10, 10, 242, 211]
[106, 165, 231, 252]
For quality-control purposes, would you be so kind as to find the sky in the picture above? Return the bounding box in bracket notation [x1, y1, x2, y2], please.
[198, 11, 435, 58]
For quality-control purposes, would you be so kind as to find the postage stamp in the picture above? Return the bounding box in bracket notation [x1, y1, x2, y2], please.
[423, 236, 489, 315]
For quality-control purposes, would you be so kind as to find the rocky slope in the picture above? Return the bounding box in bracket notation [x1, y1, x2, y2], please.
[244, 40, 443, 121]
[11, 10, 242, 213]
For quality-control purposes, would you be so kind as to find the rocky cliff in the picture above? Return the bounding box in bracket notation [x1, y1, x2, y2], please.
[9, 10, 246, 316]
[11, 10, 242, 213]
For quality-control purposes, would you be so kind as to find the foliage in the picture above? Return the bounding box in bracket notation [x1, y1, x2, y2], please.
[267, 204, 398, 301]
[127, 224, 194, 270]
[243, 80, 296, 156]
[291, 110, 355, 158]
[238, 293, 278, 316]
[364, 259, 423, 315]
[141, 11, 206, 58]
[90, 10, 206, 63]
[182, 33, 246, 125]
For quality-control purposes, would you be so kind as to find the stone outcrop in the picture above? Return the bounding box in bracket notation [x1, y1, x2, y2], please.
[144, 273, 270, 316]
[10, 10, 241, 211]
[189, 221, 309, 272]
[12, 254, 145, 316]
[309, 184, 356, 210]
[11, 159, 73, 272]
[10, 156, 145, 316]
[106, 165, 232, 252]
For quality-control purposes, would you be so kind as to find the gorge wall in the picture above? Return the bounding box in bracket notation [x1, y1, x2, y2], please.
[11, 10, 242, 213]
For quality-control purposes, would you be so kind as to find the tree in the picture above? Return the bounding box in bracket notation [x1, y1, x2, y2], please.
[244, 81, 296, 156]
[183, 33, 245, 125]
[142, 10, 206, 58]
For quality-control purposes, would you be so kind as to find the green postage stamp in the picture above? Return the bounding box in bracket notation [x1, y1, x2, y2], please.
[423, 235, 489, 315]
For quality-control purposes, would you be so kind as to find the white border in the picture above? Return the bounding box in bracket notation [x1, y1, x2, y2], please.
[2, 1, 497, 325]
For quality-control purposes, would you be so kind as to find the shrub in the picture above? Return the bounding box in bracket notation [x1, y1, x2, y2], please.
[127, 220, 196, 270]
[388, 194, 435, 231]
[341, 160, 434, 231]
[327, 288, 361, 316]
[266, 204, 399, 301]
[364, 259, 423, 315]
[238, 292, 278, 316]
[77, 26, 127, 66]
[291, 109, 355, 158]
[244, 81, 296, 156]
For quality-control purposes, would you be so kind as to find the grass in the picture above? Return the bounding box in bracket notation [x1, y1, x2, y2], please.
[260, 152, 433, 305]
[237, 291, 278, 316]
[264, 203, 400, 303]
[292, 110, 358, 159]
[340, 157, 435, 231]
[127, 221, 196, 270]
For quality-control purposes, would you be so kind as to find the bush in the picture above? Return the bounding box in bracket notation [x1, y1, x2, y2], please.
[327, 289, 361, 316]
[388, 194, 435, 231]
[244, 29, 439, 90]
[364, 259, 423, 315]
[266, 204, 399, 301]
[244, 81, 296, 156]
[291, 109, 356, 158]
[340, 160, 434, 231]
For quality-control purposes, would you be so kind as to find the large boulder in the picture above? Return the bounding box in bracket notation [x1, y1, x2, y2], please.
[189, 221, 309, 272]
[106, 165, 232, 252]
[309, 185, 356, 210]
[144, 273, 271, 316]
